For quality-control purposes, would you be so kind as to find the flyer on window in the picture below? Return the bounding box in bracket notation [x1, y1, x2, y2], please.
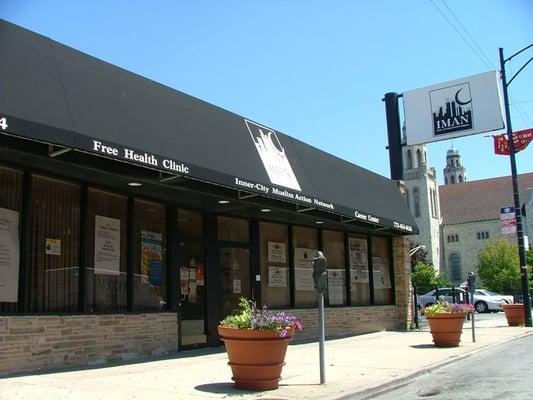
[268, 241, 287, 263]
[94, 215, 120, 275]
[268, 266, 287, 288]
[327, 269, 345, 305]
[294, 247, 315, 269]
[349, 237, 369, 284]
[294, 267, 314, 291]
[0, 207, 19, 302]
[141, 230, 162, 286]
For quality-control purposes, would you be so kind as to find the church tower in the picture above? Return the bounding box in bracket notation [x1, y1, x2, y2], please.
[402, 140, 441, 271]
[443, 147, 467, 185]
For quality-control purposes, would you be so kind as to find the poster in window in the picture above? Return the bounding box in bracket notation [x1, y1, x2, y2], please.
[349, 237, 369, 284]
[372, 257, 391, 289]
[268, 241, 287, 263]
[327, 269, 345, 305]
[189, 281, 197, 303]
[196, 262, 205, 285]
[294, 267, 315, 291]
[94, 215, 120, 275]
[141, 230, 163, 286]
[0, 207, 19, 302]
[180, 267, 189, 295]
[294, 247, 315, 269]
[233, 279, 241, 294]
[268, 266, 287, 287]
[45, 238, 61, 256]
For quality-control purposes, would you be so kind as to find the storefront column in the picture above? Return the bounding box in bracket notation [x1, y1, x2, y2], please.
[204, 213, 220, 346]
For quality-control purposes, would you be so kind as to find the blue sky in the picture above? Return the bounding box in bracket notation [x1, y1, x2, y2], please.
[2, 1, 532, 184]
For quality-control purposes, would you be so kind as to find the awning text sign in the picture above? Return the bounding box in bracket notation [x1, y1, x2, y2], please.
[403, 71, 504, 145]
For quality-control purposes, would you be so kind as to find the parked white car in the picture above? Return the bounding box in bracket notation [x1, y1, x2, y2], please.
[417, 287, 507, 313]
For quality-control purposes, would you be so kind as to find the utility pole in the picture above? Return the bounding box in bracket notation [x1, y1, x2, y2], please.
[499, 44, 533, 327]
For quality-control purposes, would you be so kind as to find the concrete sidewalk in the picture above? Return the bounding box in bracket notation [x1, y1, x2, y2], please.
[1, 314, 531, 400]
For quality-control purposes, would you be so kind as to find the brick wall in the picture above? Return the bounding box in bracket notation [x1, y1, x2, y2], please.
[0, 313, 178, 376]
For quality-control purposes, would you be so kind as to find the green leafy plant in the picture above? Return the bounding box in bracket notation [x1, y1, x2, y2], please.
[425, 300, 474, 317]
[477, 239, 519, 294]
[412, 262, 451, 294]
[220, 297, 303, 337]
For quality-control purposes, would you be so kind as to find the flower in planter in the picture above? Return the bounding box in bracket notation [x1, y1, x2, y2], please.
[425, 300, 474, 316]
[220, 297, 303, 337]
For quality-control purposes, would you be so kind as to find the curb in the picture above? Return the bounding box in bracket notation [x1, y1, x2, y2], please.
[335, 329, 533, 400]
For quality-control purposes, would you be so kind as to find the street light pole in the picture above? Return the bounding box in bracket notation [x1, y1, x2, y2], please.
[498, 45, 533, 327]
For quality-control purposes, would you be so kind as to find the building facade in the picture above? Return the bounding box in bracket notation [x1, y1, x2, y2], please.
[0, 20, 416, 375]
[402, 143, 441, 271]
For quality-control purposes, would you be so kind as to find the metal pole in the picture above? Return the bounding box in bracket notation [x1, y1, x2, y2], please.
[470, 288, 476, 342]
[318, 292, 326, 384]
[413, 284, 419, 329]
[499, 47, 532, 327]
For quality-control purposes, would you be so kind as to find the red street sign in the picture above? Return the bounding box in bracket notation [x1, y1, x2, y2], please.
[493, 128, 533, 155]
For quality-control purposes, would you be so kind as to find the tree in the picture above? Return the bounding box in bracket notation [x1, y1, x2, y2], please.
[477, 239, 520, 294]
[411, 262, 450, 294]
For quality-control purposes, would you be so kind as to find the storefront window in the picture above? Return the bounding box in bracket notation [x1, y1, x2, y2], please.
[29, 175, 80, 312]
[217, 216, 249, 242]
[133, 199, 167, 311]
[372, 236, 393, 305]
[293, 226, 317, 307]
[0, 166, 22, 313]
[86, 189, 127, 312]
[259, 222, 289, 308]
[348, 235, 371, 306]
[177, 209, 206, 346]
[178, 208, 203, 239]
[323, 230, 346, 306]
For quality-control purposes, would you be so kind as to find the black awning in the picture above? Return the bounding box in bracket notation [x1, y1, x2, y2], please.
[0, 19, 417, 234]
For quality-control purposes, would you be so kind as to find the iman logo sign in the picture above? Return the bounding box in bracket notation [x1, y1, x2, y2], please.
[245, 119, 301, 191]
[430, 83, 473, 136]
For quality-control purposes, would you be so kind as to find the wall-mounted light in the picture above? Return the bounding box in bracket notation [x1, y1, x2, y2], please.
[315, 221, 324, 224]
[260, 208, 271, 213]
[218, 200, 230, 204]
[128, 182, 142, 187]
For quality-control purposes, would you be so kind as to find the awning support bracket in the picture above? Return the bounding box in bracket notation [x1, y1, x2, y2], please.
[296, 206, 316, 213]
[238, 191, 259, 200]
[159, 172, 183, 183]
[48, 145, 72, 158]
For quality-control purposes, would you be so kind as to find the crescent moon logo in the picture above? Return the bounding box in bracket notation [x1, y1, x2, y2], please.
[454, 89, 471, 106]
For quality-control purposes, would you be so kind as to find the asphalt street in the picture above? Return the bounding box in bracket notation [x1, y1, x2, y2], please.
[359, 334, 533, 400]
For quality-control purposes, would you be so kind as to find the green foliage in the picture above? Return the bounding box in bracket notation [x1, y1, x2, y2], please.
[411, 262, 451, 294]
[477, 239, 520, 294]
[220, 297, 253, 329]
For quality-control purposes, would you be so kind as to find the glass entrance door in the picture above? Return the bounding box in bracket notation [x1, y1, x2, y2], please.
[219, 247, 251, 317]
[178, 242, 207, 347]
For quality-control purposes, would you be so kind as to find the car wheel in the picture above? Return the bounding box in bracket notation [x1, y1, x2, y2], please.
[475, 301, 488, 313]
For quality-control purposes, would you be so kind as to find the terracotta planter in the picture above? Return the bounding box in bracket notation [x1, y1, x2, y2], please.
[218, 326, 294, 390]
[502, 304, 525, 326]
[426, 312, 467, 347]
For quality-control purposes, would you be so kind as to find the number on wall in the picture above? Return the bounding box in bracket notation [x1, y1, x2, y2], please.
[0, 117, 8, 130]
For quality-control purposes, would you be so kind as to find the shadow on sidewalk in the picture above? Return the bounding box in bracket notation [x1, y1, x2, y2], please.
[195, 382, 323, 396]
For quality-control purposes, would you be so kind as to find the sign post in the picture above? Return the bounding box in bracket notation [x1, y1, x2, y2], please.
[312, 251, 327, 384]
[499, 45, 532, 327]
[467, 272, 476, 343]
